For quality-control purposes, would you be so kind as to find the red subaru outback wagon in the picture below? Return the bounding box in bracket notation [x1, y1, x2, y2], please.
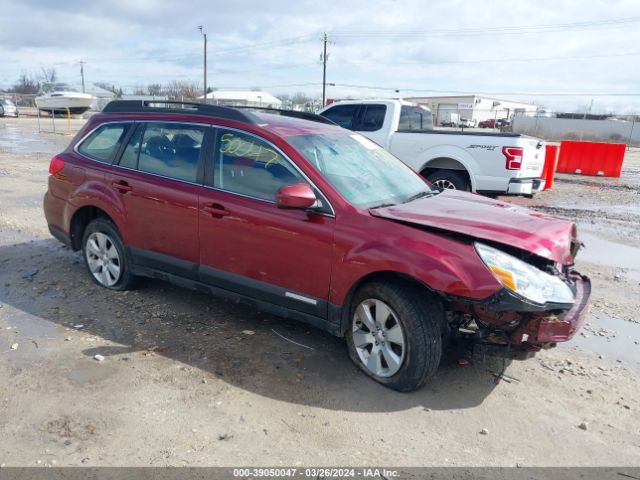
[44, 100, 590, 391]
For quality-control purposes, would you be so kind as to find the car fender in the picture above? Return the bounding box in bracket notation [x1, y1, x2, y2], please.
[416, 145, 479, 191]
[66, 180, 128, 243]
[330, 221, 501, 307]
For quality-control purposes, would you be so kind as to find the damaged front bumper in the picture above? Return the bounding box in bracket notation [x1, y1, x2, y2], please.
[510, 271, 591, 346]
[454, 271, 591, 356]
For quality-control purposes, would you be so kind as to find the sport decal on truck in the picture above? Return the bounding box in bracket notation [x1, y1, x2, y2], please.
[467, 144, 499, 151]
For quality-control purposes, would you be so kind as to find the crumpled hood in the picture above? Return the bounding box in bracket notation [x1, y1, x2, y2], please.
[369, 190, 578, 265]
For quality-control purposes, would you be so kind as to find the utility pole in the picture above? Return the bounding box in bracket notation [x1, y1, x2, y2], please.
[79, 60, 86, 93]
[321, 32, 328, 108]
[198, 26, 207, 103]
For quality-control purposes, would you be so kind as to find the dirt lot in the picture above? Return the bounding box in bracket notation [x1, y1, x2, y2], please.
[1, 116, 639, 467]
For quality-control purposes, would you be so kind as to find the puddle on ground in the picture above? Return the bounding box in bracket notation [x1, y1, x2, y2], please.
[578, 230, 640, 282]
[67, 362, 118, 385]
[561, 315, 640, 374]
[0, 124, 71, 155]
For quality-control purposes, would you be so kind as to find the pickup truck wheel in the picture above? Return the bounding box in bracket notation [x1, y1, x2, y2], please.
[346, 282, 443, 392]
[82, 218, 137, 291]
[425, 170, 470, 191]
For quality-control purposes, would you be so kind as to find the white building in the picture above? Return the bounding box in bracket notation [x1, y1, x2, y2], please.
[200, 91, 282, 108]
[406, 95, 538, 126]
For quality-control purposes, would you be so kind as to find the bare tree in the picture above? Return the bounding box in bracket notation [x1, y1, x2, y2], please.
[11, 72, 39, 94]
[132, 85, 147, 96]
[291, 92, 312, 107]
[94, 82, 123, 98]
[147, 83, 163, 96]
[164, 80, 201, 100]
[179, 81, 201, 99]
[40, 67, 57, 84]
[163, 81, 182, 100]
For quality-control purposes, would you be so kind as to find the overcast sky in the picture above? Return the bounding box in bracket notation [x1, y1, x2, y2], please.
[1, 0, 639, 112]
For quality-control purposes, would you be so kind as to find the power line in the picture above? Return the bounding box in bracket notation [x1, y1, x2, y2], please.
[330, 17, 640, 37]
[82, 34, 319, 64]
[71, 17, 640, 64]
[329, 51, 640, 66]
[36, 48, 640, 81]
[328, 83, 640, 97]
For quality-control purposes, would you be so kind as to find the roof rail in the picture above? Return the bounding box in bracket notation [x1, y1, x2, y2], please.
[232, 106, 337, 125]
[102, 100, 260, 125]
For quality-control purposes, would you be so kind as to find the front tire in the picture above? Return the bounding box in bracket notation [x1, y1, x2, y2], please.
[82, 218, 137, 291]
[346, 281, 443, 392]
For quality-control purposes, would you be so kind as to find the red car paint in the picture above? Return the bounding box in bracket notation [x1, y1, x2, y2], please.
[369, 190, 578, 265]
[44, 108, 589, 353]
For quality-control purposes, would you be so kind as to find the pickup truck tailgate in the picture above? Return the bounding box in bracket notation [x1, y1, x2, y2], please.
[518, 138, 545, 177]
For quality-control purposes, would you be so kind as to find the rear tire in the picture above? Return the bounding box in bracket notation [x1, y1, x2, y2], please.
[425, 169, 470, 191]
[82, 218, 137, 291]
[346, 281, 443, 392]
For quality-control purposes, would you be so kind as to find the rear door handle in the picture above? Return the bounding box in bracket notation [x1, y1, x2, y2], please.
[112, 180, 132, 193]
[202, 204, 229, 217]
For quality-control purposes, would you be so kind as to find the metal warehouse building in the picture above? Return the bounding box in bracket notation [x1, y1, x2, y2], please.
[406, 95, 538, 127]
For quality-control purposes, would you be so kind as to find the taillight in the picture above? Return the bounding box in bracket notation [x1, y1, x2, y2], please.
[49, 156, 65, 175]
[502, 147, 523, 170]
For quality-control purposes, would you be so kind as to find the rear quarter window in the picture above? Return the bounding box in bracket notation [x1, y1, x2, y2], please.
[77, 123, 129, 163]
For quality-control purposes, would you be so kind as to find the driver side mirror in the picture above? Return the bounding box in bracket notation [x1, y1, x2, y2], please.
[276, 183, 317, 209]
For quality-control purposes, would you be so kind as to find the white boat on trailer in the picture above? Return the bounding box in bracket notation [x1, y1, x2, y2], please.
[35, 83, 95, 115]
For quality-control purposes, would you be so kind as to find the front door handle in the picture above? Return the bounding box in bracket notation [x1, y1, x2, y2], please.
[202, 203, 229, 217]
[112, 180, 132, 193]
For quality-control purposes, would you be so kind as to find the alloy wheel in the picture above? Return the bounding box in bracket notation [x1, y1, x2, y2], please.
[352, 299, 406, 377]
[433, 179, 456, 190]
[85, 232, 121, 287]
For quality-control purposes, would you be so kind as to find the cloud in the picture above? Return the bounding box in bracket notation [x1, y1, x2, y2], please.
[1, 0, 639, 112]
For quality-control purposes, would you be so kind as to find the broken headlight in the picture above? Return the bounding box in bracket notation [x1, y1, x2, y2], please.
[475, 242, 575, 305]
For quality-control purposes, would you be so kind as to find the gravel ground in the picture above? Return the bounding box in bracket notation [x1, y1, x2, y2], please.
[0, 117, 639, 467]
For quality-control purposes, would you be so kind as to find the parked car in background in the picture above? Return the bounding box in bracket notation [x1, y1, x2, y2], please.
[43, 100, 589, 392]
[0, 98, 18, 117]
[479, 118, 497, 128]
[319, 99, 546, 196]
[479, 118, 510, 128]
[459, 117, 476, 128]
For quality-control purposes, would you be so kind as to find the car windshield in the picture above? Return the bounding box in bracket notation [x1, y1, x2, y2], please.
[286, 133, 435, 209]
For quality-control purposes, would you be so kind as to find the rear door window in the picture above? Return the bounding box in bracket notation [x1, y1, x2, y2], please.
[132, 123, 206, 183]
[358, 104, 386, 131]
[77, 123, 130, 163]
[321, 104, 359, 130]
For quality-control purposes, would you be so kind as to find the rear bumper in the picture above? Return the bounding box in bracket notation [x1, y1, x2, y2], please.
[48, 224, 72, 248]
[44, 190, 70, 246]
[506, 177, 545, 195]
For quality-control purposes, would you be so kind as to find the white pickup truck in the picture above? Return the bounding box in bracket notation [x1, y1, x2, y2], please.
[319, 99, 546, 195]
